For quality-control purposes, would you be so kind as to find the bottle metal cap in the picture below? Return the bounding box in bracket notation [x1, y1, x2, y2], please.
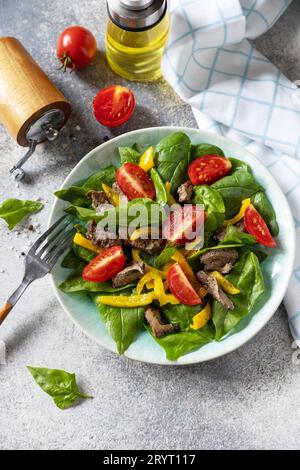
[107, 0, 166, 31]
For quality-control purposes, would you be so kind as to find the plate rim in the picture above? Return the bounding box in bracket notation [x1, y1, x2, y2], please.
[49, 126, 296, 365]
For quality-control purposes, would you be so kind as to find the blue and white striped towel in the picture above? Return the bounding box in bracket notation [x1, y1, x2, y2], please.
[162, 0, 300, 346]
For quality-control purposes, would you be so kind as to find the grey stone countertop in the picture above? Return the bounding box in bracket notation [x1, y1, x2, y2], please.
[0, 0, 300, 451]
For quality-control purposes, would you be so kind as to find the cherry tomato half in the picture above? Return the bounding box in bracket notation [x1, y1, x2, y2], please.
[188, 155, 232, 185]
[163, 205, 206, 245]
[116, 162, 155, 200]
[82, 246, 126, 282]
[244, 204, 276, 247]
[56, 26, 97, 71]
[93, 85, 135, 128]
[167, 263, 201, 306]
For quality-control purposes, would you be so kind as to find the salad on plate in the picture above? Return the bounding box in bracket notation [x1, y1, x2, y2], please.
[55, 132, 279, 361]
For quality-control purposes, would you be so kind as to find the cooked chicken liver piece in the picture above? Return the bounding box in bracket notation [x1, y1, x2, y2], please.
[197, 271, 235, 310]
[145, 306, 177, 338]
[112, 262, 146, 288]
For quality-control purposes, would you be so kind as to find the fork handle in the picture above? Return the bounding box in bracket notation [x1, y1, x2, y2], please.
[0, 277, 32, 326]
[0, 302, 13, 325]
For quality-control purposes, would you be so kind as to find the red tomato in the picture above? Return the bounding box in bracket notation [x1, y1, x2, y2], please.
[56, 26, 97, 71]
[244, 204, 276, 247]
[163, 205, 206, 245]
[116, 162, 155, 200]
[167, 263, 201, 306]
[82, 246, 126, 282]
[93, 86, 135, 128]
[188, 155, 232, 185]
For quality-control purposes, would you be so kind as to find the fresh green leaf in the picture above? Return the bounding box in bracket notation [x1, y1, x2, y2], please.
[162, 303, 202, 330]
[193, 185, 225, 232]
[150, 322, 214, 361]
[212, 170, 262, 218]
[154, 244, 177, 268]
[229, 157, 252, 173]
[72, 243, 96, 263]
[61, 249, 85, 270]
[94, 296, 145, 354]
[118, 146, 141, 164]
[0, 199, 43, 230]
[81, 165, 116, 192]
[190, 143, 224, 161]
[156, 132, 191, 193]
[27, 366, 92, 410]
[60, 275, 135, 293]
[212, 250, 264, 340]
[251, 190, 279, 237]
[221, 224, 256, 245]
[150, 168, 168, 205]
[55, 186, 90, 208]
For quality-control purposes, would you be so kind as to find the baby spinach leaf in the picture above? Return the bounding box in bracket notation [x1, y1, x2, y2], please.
[154, 244, 177, 268]
[212, 170, 262, 218]
[212, 250, 264, 340]
[162, 303, 202, 330]
[221, 224, 256, 245]
[0, 199, 43, 230]
[150, 322, 214, 361]
[229, 157, 252, 173]
[156, 132, 191, 193]
[190, 143, 224, 161]
[55, 186, 90, 208]
[61, 249, 85, 270]
[81, 164, 116, 192]
[251, 190, 279, 237]
[150, 168, 168, 205]
[94, 296, 145, 354]
[60, 275, 135, 293]
[118, 146, 141, 164]
[72, 243, 96, 263]
[193, 185, 225, 232]
[27, 367, 92, 410]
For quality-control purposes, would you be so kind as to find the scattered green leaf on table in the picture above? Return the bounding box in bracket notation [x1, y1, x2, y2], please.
[27, 366, 92, 410]
[0, 199, 43, 230]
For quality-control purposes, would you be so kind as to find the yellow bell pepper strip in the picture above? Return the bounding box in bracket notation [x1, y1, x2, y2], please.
[146, 280, 154, 289]
[73, 233, 102, 254]
[190, 303, 212, 330]
[139, 146, 155, 172]
[98, 292, 155, 307]
[137, 271, 180, 306]
[101, 183, 120, 206]
[171, 250, 200, 292]
[164, 181, 176, 206]
[132, 249, 166, 278]
[223, 198, 251, 226]
[130, 226, 160, 242]
[199, 286, 208, 298]
[211, 271, 240, 294]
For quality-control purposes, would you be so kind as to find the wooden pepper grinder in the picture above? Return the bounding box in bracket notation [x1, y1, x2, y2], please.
[0, 37, 71, 180]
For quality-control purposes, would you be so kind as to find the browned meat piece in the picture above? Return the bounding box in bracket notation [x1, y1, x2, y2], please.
[145, 306, 177, 338]
[197, 271, 235, 310]
[86, 221, 120, 248]
[112, 262, 146, 288]
[200, 249, 238, 274]
[177, 180, 194, 203]
[214, 219, 246, 241]
[86, 190, 114, 214]
[112, 182, 128, 204]
[130, 237, 166, 254]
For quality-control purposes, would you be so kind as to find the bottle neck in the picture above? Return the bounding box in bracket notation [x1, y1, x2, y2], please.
[107, 0, 167, 32]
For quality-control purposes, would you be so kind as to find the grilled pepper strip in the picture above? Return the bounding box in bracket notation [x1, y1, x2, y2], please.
[190, 303, 212, 330]
[139, 146, 155, 172]
[73, 233, 102, 254]
[98, 292, 155, 307]
[223, 198, 251, 226]
[211, 271, 240, 294]
[150, 168, 168, 205]
[165, 182, 176, 206]
[102, 183, 120, 206]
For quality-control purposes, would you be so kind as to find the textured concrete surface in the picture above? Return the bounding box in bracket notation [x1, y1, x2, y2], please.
[0, 0, 300, 450]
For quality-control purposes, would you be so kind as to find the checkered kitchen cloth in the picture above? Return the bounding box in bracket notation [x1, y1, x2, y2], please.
[162, 0, 300, 345]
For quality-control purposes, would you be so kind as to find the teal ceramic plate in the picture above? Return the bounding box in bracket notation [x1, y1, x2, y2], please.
[49, 127, 295, 365]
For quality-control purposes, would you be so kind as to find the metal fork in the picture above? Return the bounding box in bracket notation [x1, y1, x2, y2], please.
[0, 215, 75, 325]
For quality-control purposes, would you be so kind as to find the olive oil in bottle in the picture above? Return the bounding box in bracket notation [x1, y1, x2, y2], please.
[106, 0, 169, 82]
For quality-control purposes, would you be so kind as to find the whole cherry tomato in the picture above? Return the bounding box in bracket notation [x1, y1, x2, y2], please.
[56, 26, 97, 71]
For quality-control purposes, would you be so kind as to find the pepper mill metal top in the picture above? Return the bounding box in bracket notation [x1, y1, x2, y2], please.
[107, 0, 167, 31]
